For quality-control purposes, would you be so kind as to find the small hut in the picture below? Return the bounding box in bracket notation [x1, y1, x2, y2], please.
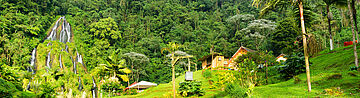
[276, 54, 287, 62]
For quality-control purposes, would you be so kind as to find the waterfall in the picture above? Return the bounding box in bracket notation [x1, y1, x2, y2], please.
[56, 17, 71, 43]
[65, 45, 69, 53]
[78, 77, 83, 91]
[47, 17, 64, 40]
[77, 52, 84, 66]
[59, 19, 65, 43]
[59, 53, 63, 69]
[29, 48, 37, 74]
[91, 77, 98, 98]
[71, 56, 77, 74]
[46, 51, 51, 70]
[66, 22, 71, 43]
[28, 16, 95, 96]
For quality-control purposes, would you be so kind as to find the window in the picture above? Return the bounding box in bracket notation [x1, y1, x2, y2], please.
[218, 57, 222, 61]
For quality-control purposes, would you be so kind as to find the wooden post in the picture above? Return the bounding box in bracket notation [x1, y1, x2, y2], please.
[188, 58, 191, 72]
[265, 63, 268, 84]
[171, 54, 176, 98]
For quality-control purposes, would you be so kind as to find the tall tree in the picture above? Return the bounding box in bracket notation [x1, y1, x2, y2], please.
[347, 0, 359, 69]
[323, 0, 347, 50]
[123, 52, 149, 83]
[350, 0, 359, 42]
[161, 42, 193, 98]
[252, 0, 312, 92]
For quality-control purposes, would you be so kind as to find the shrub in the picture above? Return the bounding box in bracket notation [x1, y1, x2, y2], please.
[279, 52, 310, 80]
[202, 69, 212, 79]
[37, 82, 56, 98]
[101, 80, 125, 96]
[123, 89, 137, 95]
[225, 83, 248, 98]
[178, 81, 204, 97]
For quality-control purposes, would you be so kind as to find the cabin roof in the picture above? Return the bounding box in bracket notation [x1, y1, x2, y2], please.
[230, 46, 255, 58]
[276, 54, 286, 58]
[198, 53, 227, 61]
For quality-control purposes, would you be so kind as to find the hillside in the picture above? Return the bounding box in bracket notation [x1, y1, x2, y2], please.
[117, 46, 360, 98]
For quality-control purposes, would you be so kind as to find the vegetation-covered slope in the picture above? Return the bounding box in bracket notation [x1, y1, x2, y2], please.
[250, 45, 360, 97]
[118, 46, 360, 98]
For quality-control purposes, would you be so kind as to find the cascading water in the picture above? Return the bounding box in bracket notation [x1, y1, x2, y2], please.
[30, 48, 36, 74]
[59, 53, 63, 69]
[28, 16, 97, 97]
[47, 17, 63, 40]
[91, 77, 98, 98]
[78, 76, 83, 91]
[77, 51, 87, 69]
[46, 51, 51, 69]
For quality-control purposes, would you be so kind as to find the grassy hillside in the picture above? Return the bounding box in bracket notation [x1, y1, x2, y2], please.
[116, 45, 360, 98]
[252, 45, 360, 97]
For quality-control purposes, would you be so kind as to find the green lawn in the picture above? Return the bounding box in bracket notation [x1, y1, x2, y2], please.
[115, 70, 217, 98]
[116, 45, 360, 98]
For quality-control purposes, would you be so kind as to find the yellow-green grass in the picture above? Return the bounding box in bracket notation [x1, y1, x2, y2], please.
[114, 70, 221, 98]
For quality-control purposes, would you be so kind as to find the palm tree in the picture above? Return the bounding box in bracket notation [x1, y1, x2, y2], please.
[322, 0, 347, 50]
[161, 42, 181, 98]
[252, 0, 312, 92]
[161, 42, 193, 98]
[95, 52, 131, 82]
[350, 0, 359, 41]
[347, 0, 359, 69]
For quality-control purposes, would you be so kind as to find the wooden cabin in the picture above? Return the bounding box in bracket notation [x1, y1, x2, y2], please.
[199, 46, 254, 69]
[198, 53, 229, 69]
[227, 46, 255, 68]
[276, 54, 287, 62]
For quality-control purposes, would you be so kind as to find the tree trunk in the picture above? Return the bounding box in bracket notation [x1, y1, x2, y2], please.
[299, 1, 312, 92]
[327, 5, 334, 50]
[348, 0, 360, 68]
[137, 70, 139, 83]
[351, 0, 359, 42]
[131, 62, 134, 82]
[171, 54, 176, 98]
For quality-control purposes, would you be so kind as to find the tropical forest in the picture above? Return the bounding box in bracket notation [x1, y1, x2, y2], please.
[1, 0, 360, 97]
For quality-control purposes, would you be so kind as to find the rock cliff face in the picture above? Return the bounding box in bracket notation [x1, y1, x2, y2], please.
[28, 16, 97, 97]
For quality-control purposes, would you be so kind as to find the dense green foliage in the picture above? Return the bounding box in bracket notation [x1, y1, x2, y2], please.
[279, 52, 309, 80]
[225, 83, 248, 98]
[1, 0, 360, 97]
[178, 81, 204, 97]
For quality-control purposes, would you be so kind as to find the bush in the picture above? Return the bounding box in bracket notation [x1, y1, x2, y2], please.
[279, 52, 311, 80]
[225, 83, 248, 98]
[123, 89, 137, 95]
[0, 78, 36, 97]
[178, 81, 204, 97]
[101, 80, 125, 96]
[37, 82, 56, 98]
[202, 69, 212, 79]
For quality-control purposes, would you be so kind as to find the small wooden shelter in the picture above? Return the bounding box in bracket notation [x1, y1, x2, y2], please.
[276, 54, 287, 62]
[227, 46, 255, 67]
[198, 53, 229, 69]
[198, 46, 255, 69]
